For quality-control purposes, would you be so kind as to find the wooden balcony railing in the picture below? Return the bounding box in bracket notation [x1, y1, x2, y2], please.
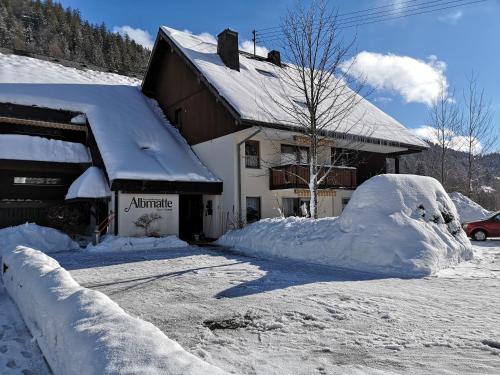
[270, 164, 357, 190]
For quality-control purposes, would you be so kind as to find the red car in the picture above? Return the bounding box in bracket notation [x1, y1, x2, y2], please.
[462, 211, 500, 241]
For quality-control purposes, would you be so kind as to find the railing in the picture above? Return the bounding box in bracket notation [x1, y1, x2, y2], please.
[270, 164, 357, 190]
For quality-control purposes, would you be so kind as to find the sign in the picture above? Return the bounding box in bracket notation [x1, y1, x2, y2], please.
[118, 193, 179, 236]
[294, 189, 336, 197]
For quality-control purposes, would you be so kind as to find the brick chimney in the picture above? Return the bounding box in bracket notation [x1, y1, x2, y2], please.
[217, 29, 239, 71]
[267, 50, 281, 67]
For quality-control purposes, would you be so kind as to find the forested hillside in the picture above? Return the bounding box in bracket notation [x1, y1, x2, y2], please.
[401, 145, 500, 211]
[0, 0, 151, 76]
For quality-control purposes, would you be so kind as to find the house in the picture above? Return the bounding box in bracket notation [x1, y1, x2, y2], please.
[141, 27, 428, 238]
[0, 26, 427, 241]
[0, 52, 221, 240]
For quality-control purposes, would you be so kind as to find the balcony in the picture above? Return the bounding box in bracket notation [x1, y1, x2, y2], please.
[270, 164, 357, 190]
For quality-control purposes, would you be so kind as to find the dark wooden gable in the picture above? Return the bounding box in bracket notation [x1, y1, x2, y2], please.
[142, 31, 249, 145]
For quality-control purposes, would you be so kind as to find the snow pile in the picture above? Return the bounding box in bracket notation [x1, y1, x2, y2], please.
[1, 247, 227, 375]
[449, 192, 492, 223]
[87, 235, 188, 253]
[218, 175, 473, 277]
[0, 134, 90, 163]
[66, 167, 111, 200]
[0, 223, 79, 257]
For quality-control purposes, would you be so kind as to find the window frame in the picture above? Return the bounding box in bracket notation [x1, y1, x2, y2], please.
[246, 196, 261, 223]
[245, 140, 260, 169]
[281, 144, 310, 165]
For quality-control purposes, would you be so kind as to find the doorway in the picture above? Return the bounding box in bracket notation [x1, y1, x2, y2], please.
[179, 194, 203, 241]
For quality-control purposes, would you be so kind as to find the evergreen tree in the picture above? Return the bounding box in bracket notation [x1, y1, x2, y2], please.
[0, 0, 150, 76]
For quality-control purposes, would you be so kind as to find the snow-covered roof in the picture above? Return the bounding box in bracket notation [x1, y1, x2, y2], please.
[0, 134, 91, 163]
[0, 52, 220, 184]
[66, 167, 111, 200]
[159, 27, 428, 149]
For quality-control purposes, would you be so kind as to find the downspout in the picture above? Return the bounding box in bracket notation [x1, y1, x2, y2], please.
[236, 128, 262, 226]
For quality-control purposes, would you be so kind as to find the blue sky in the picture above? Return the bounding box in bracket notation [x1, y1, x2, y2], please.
[59, 0, 500, 151]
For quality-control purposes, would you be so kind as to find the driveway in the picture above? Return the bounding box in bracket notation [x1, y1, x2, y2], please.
[54, 241, 500, 374]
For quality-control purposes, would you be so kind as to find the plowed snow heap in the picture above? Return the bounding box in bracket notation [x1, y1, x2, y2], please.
[218, 174, 474, 277]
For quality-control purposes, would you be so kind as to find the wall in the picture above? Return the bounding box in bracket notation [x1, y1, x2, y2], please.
[192, 132, 238, 236]
[194, 127, 407, 236]
[144, 39, 248, 145]
[117, 192, 179, 236]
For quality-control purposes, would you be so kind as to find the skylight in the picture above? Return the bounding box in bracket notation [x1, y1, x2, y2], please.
[255, 68, 277, 78]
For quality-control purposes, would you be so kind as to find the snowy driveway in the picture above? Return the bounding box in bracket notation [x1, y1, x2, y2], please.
[53, 242, 500, 375]
[0, 281, 51, 375]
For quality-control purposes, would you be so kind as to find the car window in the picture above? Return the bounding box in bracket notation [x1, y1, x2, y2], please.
[494, 214, 500, 222]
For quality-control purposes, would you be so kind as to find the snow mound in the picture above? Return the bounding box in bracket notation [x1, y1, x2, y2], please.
[87, 235, 188, 253]
[449, 192, 491, 223]
[1, 247, 227, 375]
[0, 223, 79, 257]
[218, 174, 473, 277]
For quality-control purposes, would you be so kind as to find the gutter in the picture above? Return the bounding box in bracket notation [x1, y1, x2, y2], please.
[236, 128, 262, 226]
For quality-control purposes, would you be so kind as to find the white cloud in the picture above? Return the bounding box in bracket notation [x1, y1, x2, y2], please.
[343, 51, 448, 106]
[412, 125, 482, 154]
[438, 10, 464, 24]
[240, 40, 269, 57]
[113, 25, 154, 50]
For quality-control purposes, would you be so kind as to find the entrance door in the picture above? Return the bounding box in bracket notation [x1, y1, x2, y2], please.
[179, 195, 203, 241]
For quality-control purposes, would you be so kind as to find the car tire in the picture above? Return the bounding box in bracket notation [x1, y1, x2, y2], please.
[472, 230, 487, 241]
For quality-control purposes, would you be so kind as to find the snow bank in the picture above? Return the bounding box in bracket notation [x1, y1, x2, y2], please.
[449, 192, 491, 223]
[218, 175, 473, 277]
[1, 247, 227, 375]
[66, 166, 111, 200]
[0, 134, 90, 163]
[87, 235, 188, 253]
[0, 223, 79, 257]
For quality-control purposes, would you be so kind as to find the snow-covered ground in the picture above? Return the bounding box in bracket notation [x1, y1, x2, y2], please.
[52, 241, 500, 375]
[0, 279, 51, 375]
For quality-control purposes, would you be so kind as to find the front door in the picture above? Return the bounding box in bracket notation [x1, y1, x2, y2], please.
[179, 195, 203, 241]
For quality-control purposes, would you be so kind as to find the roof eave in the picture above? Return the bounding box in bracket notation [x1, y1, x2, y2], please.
[240, 118, 429, 153]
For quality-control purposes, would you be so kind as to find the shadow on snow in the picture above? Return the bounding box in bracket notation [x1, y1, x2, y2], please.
[53, 245, 410, 299]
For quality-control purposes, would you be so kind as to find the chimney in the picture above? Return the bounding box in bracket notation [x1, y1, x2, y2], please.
[267, 50, 281, 67]
[217, 29, 239, 71]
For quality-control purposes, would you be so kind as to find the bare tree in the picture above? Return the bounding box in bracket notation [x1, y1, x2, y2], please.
[462, 73, 497, 197]
[428, 83, 462, 188]
[260, 0, 368, 218]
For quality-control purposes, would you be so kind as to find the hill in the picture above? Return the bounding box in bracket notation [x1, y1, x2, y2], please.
[0, 0, 150, 77]
[400, 144, 500, 211]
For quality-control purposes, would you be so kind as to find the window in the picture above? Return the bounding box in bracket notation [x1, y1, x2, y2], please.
[342, 198, 350, 212]
[246, 197, 261, 223]
[332, 148, 352, 167]
[293, 99, 308, 109]
[281, 144, 310, 165]
[174, 108, 183, 130]
[282, 198, 310, 217]
[13, 177, 62, 185]
[245, 140, 260, 168]
[255, 68, 277, 78]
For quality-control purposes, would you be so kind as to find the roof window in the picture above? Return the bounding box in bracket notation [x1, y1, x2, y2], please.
[255, 68, 277, 78]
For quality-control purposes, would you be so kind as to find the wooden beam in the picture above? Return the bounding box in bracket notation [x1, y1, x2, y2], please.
[0, 116, 87, 133]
